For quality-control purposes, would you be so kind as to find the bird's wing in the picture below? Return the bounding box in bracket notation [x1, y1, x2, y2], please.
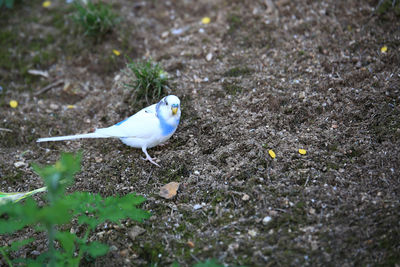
[95, 111, 159, 138]
[114, 104, 157, 126]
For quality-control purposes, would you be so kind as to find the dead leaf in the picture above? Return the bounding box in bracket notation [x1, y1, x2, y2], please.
[159, 182, 180, 199]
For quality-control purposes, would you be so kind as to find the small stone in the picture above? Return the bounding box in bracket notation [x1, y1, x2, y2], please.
[194, 170, 200, 175]
[187, 241, 195, 248]
[206, 52, 213, 61]
[262, 216, 272, 225]
[95, 157, 103, 163]
[309, 208, 316, 215]
[242, 194, 250, 201]
[193, 204, 202, 210]
[248, 229, 257, 237]
[161, 31, 169, 38]
[299, 91, 306, 99]
[49, 103, 59, 110]
[120, 249, 129, 257]
[109, 245, 118, 252]
[128, 226, 145, 241]
[14, 161, 27, 168]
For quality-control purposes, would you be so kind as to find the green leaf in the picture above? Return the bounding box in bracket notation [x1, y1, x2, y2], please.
[194, 259, 225, 267]
[37, 201, 72, 225]
[5, 0, 14, 8]
[0, 198, 40, 234]
[56, 231, 76, 256]
[9, 238, 34, 252]
[82, 241, 109, 258]
[32, 152, 81, 202]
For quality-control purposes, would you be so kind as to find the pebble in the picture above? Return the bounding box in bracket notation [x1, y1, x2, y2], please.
[248, 229, 257, 237]
[119, 249, 129, 257]
[193, 204, 203, 210]
[242, 194, 250, 201]
[206, 52, 213, 61]
[128, 226, 145, 241]
[14, 161, 27, 168]
[50, 103, 59, 110]
[262, 216, 272, 225]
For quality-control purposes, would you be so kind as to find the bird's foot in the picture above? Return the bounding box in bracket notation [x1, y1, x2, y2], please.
[141, 156, 160, 167]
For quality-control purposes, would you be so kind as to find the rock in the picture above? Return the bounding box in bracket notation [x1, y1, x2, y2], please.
[14, 161, 27, 168]
[262, 216, 272, 225]
[299, 91, 306, 99]
[193, 204, 202, 210]
[128, 226, 146, 241]
[248, 229, 257, 237]
[49, 103, 59, 110]
[187, 241, 195, 248]
[119, 249, 129, 257]
[206, 52, 213, 61]
[242, 194, 250, 201]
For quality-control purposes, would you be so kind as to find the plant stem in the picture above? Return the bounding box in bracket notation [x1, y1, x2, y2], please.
[0, 247, 13, 267]
[76, 229, 91, 266]
[47, 225, 56, 267]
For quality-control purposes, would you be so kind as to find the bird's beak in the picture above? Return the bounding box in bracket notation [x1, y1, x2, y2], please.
[172, 107, 178, 115]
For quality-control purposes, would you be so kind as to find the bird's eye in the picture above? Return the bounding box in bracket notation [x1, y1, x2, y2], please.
[165, 101, 168, 105]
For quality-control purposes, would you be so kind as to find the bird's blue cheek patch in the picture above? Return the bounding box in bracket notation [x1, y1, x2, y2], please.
[115, 118, 128, 126]
[160, 118, 179, 136]
[160, 121, 175, 136]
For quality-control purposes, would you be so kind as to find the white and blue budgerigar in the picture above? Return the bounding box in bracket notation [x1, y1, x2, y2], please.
[37, 95, 181, 167]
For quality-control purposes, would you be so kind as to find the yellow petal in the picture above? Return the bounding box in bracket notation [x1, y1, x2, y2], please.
[42, 1, 51, 8]
[201, 17, 211, 24]
[380, 46, 388, 53]
[113, 49, 121, 56]
[268, 149, 276, 159]
[299, 149, 307, 155]
[67, 105, 75, 109]
[9, 100, 18, 108]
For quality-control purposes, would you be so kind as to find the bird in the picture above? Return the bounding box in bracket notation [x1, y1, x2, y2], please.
[37, 95, 181, 167]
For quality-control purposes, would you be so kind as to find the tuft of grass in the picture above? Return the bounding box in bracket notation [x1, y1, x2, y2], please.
[72, 0, 118, 37]
[125, 59, 169, 104]
[223, 66, 253, 77]
[222, 81, 243, 95]
[376, 0, 400, 16]
[227, 13, 242, 34]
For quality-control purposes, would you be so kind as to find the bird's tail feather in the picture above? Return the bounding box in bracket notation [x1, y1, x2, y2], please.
[37, 132, 109, 143]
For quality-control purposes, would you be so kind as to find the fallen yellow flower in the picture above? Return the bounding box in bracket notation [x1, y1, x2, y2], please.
[9, 100, 18, 108]
[42, 1, 51, 8]
[380, 46, 388, 53]
[201, 17, 211, 24]
[268, 149, 276, 159]
[113, 49, 121, 56]
[299, 149, 307, 155]
[67, 105, 75, 109]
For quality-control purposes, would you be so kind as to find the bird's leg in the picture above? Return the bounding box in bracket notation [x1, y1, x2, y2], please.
[141, 147, 160, 167]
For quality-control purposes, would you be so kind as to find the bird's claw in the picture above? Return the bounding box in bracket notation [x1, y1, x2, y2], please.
[141, 156, 160, 167]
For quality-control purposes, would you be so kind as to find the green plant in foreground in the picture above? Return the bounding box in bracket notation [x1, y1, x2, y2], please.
[72, 0, 118, 36]
[126, 59, 169, 104]
[0, 153, 150, 267]
[0, 0, 14, 8]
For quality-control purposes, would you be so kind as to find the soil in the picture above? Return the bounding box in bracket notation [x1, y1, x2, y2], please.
[1, 0, 400, 266]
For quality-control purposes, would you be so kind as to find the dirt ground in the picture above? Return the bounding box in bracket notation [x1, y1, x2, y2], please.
[1, 0, 399, 266]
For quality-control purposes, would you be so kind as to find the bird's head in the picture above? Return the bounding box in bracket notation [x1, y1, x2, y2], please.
[156, 95, 181, 120]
